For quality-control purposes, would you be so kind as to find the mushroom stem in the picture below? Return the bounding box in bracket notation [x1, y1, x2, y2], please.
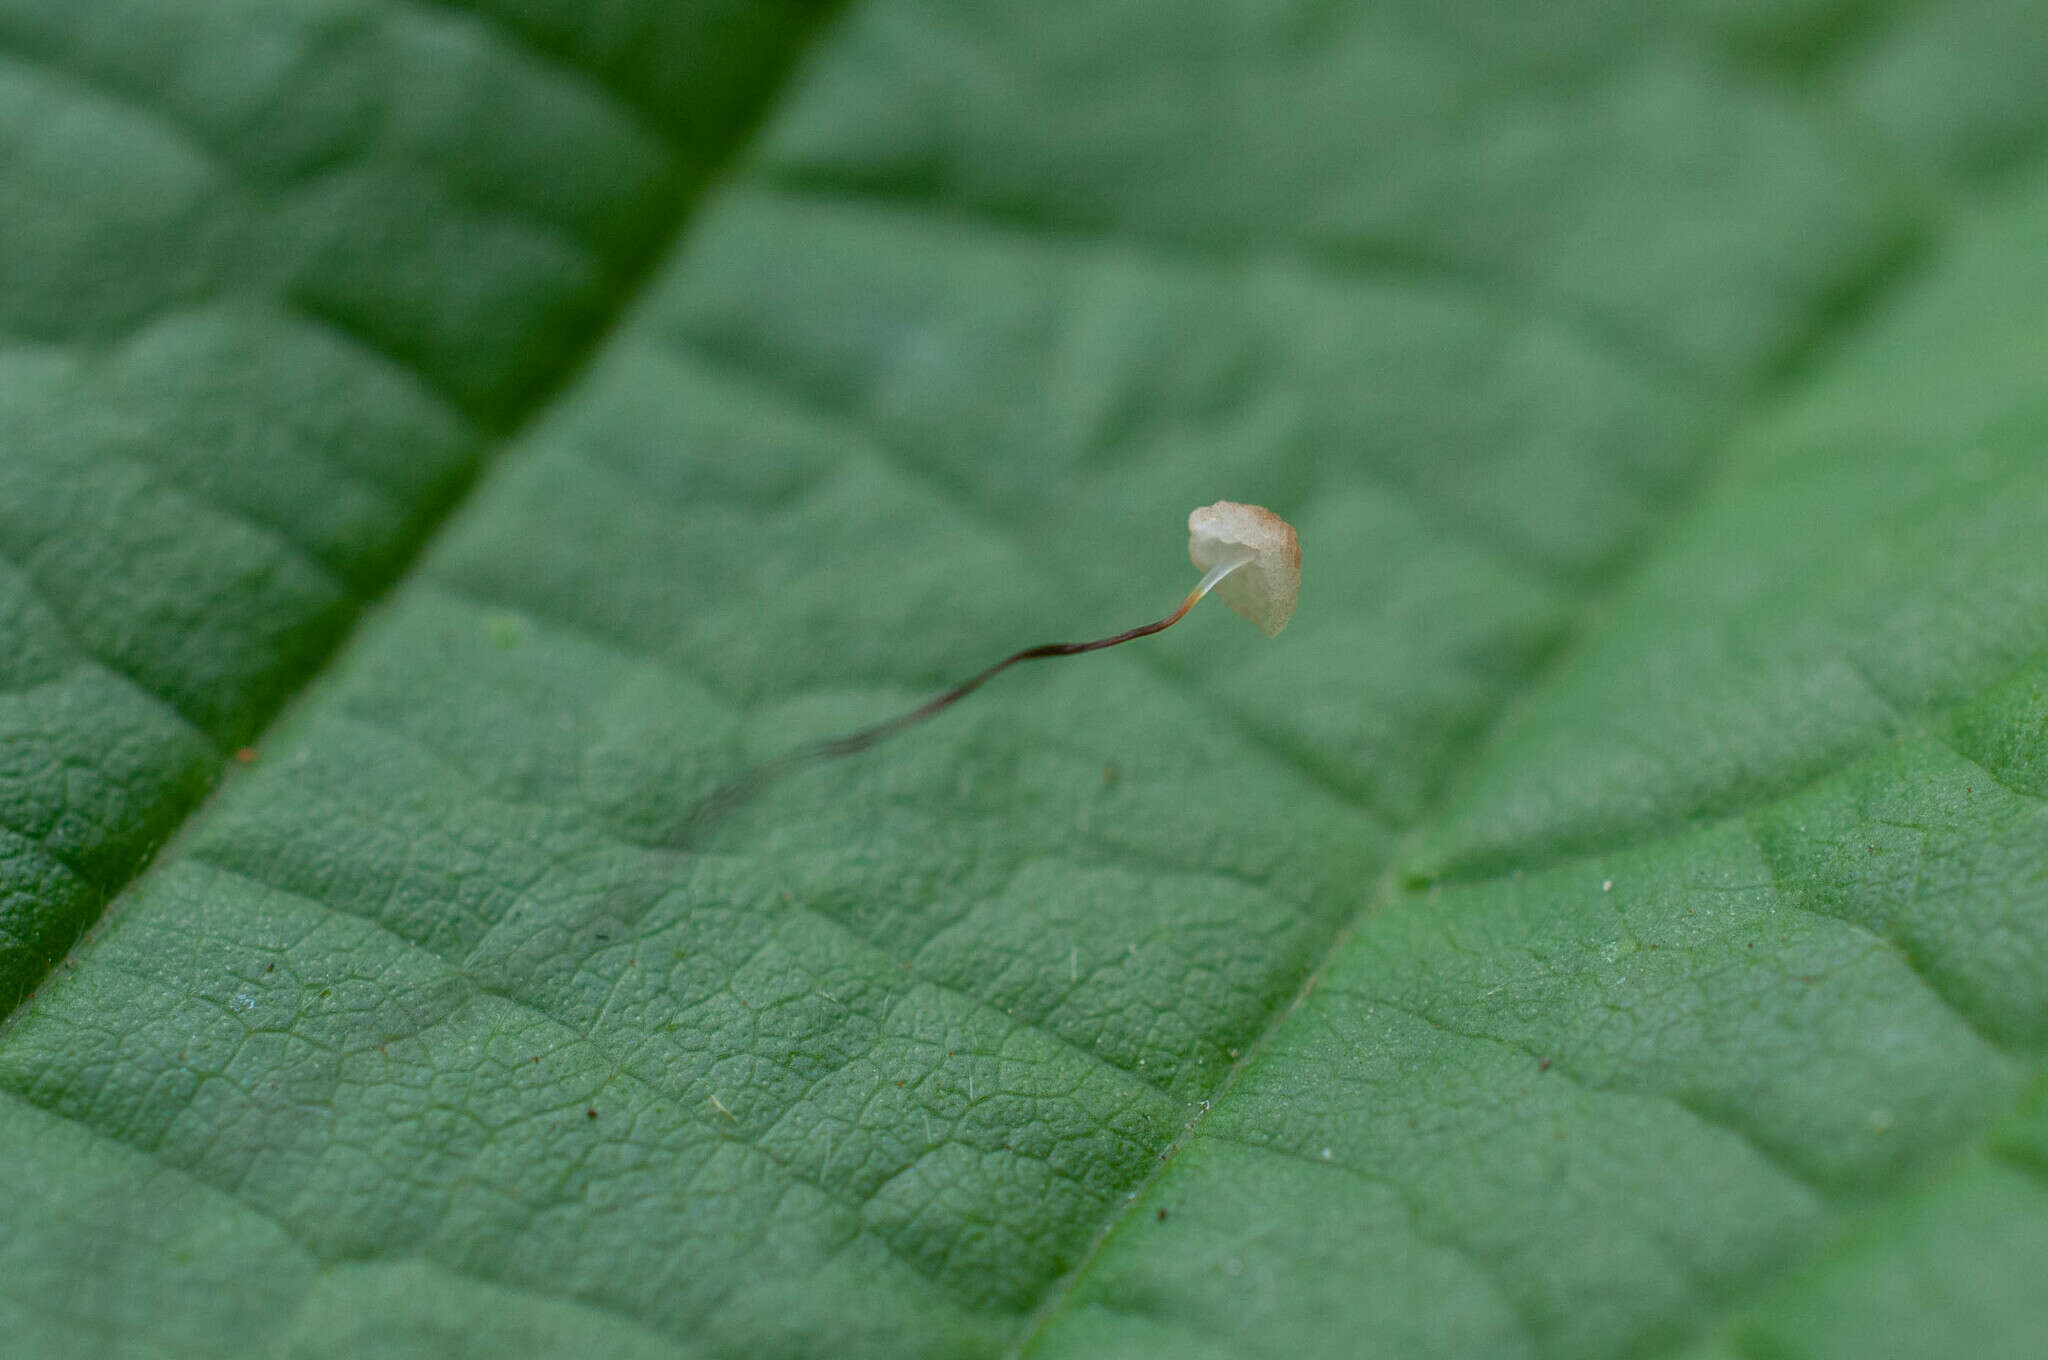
[817, 545, 1253, 758]
[678, 549, 1256, 842]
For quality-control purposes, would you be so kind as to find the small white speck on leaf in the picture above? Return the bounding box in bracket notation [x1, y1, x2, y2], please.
[1602, 879, 1613, 892]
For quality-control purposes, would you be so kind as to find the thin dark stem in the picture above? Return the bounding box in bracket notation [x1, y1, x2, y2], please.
[672, 577, 1215, 844]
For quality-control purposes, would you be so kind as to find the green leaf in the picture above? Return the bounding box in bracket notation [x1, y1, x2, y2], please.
[3, 2, 2046, 1358]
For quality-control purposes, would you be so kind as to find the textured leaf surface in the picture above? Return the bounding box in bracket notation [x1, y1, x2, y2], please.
[2, 1, 2046, 1357]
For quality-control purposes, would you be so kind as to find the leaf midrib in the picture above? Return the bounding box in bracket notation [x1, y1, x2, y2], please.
[0, 2, 847, 1026]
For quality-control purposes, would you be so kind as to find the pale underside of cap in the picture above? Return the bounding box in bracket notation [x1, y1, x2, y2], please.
[1187, 501, 1301, 637]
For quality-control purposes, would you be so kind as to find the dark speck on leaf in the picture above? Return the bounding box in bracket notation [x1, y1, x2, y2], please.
[1156, 1208, 1168, 1221]
[587, 1109, 598, 1120]
[1538, 1057, 1552, 1072]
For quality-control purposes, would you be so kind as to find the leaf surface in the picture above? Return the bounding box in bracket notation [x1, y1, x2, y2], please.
[2, 2, 2046, 1357]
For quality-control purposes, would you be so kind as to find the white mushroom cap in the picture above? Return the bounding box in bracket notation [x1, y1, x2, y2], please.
[1187, 501, 1301, 637]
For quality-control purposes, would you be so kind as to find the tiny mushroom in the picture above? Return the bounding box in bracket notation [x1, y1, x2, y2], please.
[1187, 501, 1302, 637]
[681, 502, 1303, 837]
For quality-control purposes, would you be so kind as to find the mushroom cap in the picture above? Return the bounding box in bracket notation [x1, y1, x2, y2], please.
[1187, 501, 1301, 637]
